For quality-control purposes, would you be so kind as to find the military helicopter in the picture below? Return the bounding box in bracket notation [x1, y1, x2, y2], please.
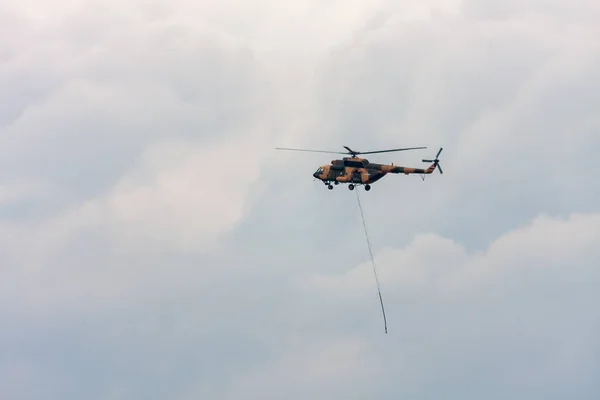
[275, 145, 443, 191]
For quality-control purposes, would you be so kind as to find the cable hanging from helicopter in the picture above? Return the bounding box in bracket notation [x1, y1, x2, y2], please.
[355, 186, 387, 333]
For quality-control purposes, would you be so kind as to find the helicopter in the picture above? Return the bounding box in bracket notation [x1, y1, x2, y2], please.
[275, 145, 443, 191]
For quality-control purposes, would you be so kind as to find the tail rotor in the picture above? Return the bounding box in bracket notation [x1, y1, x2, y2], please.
[423, 147, 443, 174]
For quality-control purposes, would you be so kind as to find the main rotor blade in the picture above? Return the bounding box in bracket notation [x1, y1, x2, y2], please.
[275, 147, 348, 154]
[358, 146, 427, 155]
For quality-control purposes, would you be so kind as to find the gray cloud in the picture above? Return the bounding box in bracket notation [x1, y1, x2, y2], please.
[0, 3, 270, 211]
[305, 7, 600, 249]
[1, 1, 599, 399]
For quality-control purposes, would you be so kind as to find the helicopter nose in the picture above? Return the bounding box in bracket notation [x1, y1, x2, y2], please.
[313, 172, 318, 178]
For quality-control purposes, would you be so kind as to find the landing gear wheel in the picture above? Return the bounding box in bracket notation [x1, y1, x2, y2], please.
[348, 184, 354, 190]
[328, 184, 333, 190]
[365, 184, 371, 191]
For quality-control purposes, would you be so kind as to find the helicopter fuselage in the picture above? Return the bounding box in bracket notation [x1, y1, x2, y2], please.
[312, 157, 437, 190]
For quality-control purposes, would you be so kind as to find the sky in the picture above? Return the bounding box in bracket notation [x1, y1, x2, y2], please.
[1, 1, 599, 399]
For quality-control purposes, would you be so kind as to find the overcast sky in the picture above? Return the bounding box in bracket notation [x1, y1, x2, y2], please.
[1, 1, 599, 399]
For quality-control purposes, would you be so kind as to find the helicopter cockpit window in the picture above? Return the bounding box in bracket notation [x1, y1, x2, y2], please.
[315, 167, 323, 174]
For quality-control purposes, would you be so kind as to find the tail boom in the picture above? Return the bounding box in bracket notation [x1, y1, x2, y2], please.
[381, 164, 436, 175]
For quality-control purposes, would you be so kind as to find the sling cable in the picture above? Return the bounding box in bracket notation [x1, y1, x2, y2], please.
[355, 188, 387, 334]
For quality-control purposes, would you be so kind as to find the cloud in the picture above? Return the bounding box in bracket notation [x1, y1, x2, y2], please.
[249, 212, 600, 399]
[222, 337, 381, 400]
[310, 212, 600, 297]
[0, 133, 269, 324]
[91, 132, 268, 251]
[0, 1, 276, 325]
[0, 2, 271, 209]
[1, 0, 600, 399]
[302, 2, 600, 251]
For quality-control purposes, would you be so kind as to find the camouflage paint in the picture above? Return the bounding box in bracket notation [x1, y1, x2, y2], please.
[313, 158, 438, 184]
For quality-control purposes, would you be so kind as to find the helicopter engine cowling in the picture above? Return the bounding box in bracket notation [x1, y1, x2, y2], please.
[343, 159, 367, 168]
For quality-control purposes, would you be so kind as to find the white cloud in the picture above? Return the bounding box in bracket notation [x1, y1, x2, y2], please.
[222, 337, 381, 400]
[310, 212, 600, 297]
[235, 212, 600, 399]
[1, 0, 600, 399]
[0, 132, 269, 322]
[0, 0, 277, 321]
[300, 1, 600, 253]
[97, 133, 268, 251]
